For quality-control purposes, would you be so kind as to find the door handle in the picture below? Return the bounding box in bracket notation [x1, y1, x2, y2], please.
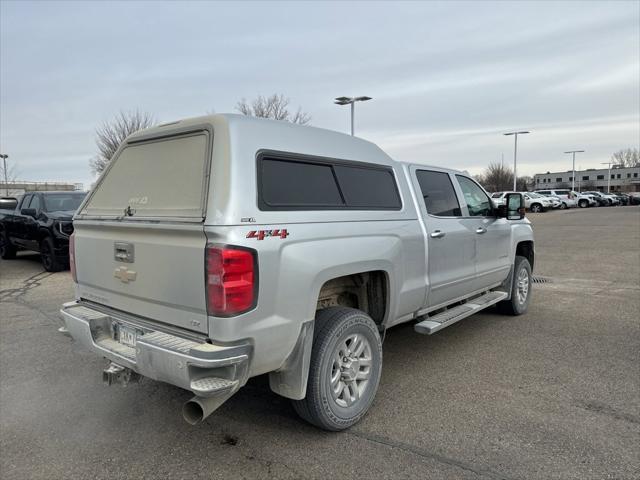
[476, 227, 487, 234]
[430, 230, 445, 239]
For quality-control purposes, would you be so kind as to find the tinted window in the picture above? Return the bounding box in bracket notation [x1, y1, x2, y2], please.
[43, 193, 86, 212]
[491, 192, 503, 198]
[456, 175, 493, 217]
[556, 190, 570, 196]
[29, 195, 41, 211]
[260, 159, 343, 208]
[415, 170, 461, 217]
[333, 165, 401, 208]
[259, 156, 401, 210]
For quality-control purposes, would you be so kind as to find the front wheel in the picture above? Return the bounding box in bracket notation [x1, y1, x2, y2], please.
[292, 307, 383, 431]
[578, 199, 588, 208]
[498, 256, 532, 315]
[560, 202, 567, 210]
[40, 237, 64, 272]
[530, 203, 542, 213]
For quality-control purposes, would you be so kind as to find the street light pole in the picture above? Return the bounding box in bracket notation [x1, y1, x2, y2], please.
[601, 162, 613, 193]
[564, 150, 585, 192]
[503, 131, 530, 191]
[0, 154, 8, 196]
[334, 96, 372, 136]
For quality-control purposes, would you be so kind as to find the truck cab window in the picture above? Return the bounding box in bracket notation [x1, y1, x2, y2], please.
[456, 175, 492, 217]
[29, 195, 41, 212]
[415, 170, 461, 217]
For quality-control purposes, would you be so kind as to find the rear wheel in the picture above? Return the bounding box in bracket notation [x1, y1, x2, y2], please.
[560, 202, 567, 210]
[40, 237, 64, 272]
[498, 256, 532, 315]
[0, 230, 17, 259]
[292, 307, 383, 431]
[530, 203, 542, 213]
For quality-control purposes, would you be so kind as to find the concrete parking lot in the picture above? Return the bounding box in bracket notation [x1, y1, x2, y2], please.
[1, 207, 639, 480]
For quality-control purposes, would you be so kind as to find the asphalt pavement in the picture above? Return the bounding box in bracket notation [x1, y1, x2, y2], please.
[1, 206, 639, 479]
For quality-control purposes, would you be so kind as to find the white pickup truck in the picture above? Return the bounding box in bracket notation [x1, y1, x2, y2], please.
[61, 114, 535, 430]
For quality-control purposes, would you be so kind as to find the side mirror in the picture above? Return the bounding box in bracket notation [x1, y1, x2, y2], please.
[505, 193, 525, 220]
[21, 208, 37, 217]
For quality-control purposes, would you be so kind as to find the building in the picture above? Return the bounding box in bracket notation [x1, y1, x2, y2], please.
[533, 165, 640, 192]
[0, 180, 84, 197]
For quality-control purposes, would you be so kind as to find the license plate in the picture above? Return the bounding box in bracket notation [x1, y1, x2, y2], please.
[118, 325, 137, 347]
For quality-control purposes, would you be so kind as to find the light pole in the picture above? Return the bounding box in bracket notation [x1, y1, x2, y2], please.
[0, 154, 8, 196]
[334, 96, 372, 136]
[503, 131, 530, 191]
[565, 150, 584, 192]
[601, 162, 613, 193]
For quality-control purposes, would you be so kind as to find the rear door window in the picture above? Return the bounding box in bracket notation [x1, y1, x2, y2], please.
[415, 170, 461, 217]
[81, 132, 210, 219]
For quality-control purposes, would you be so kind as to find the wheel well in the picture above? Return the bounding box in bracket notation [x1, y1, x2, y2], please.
[516, 241, 534, 270]
[316, 271, 388, 328]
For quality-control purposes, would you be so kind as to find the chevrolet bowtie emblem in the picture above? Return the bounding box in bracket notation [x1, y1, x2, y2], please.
[114, 266, 137, 283]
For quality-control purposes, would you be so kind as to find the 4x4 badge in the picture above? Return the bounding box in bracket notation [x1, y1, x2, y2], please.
[246, 229, 289, 240]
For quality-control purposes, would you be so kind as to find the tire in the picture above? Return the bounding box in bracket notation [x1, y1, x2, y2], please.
[40, 236, 64, 272]
[498, 256, 532, 315]
[578, 199, 588, 208]
[0, 230, 17, 259]
[292, 307, 383, 431]
[530, 203, 542, 213]
[560, 202, 567, 210]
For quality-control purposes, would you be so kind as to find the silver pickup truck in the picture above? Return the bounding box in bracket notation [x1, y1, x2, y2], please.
[61, 114, 534, 431]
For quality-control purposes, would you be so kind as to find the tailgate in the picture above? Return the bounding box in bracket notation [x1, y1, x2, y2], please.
[74, 221, 208, 333]
[73, 128, 213, 334]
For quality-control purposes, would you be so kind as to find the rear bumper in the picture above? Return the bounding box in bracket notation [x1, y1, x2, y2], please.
[60, 301, 251, 396]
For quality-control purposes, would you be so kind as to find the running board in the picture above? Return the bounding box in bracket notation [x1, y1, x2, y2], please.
[414, 291, 508, 335]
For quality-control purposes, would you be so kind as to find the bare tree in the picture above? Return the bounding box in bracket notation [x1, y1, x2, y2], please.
[478, 162, 513, 192]
[477, 162, 533, 192]
[516, 175, 534, 192]
[89, 110, 155, 175]
[235, 94, 311, 125]
[611, 148, 639, 168]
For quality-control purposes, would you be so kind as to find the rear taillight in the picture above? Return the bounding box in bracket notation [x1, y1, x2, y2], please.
[69, 233, 77, 283]
[205, 244, 257, 317]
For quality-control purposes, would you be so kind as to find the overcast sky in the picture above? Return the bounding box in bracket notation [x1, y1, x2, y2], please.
[1, 1, 638, 188]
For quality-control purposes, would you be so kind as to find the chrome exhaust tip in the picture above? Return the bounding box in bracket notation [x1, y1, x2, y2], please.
[182, 395, 227, 425]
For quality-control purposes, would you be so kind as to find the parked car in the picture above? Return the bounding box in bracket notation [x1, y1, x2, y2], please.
[60, 114, 535, 431]
[534, 189, 577, 209]
[582, 191, 618, 206]
[522, 192, 553, 212]
[628, 193, 640, 205]
[572, 191, 598, 208]
[0, 191, 86, 271]
[580, 191, 609, 206]
[492, 191, 552, 212]
[612, 193, 629, 205]
[545, 195, 563, 209]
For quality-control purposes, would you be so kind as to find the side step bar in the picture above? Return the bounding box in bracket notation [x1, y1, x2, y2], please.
[414, 291, 508, 335]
